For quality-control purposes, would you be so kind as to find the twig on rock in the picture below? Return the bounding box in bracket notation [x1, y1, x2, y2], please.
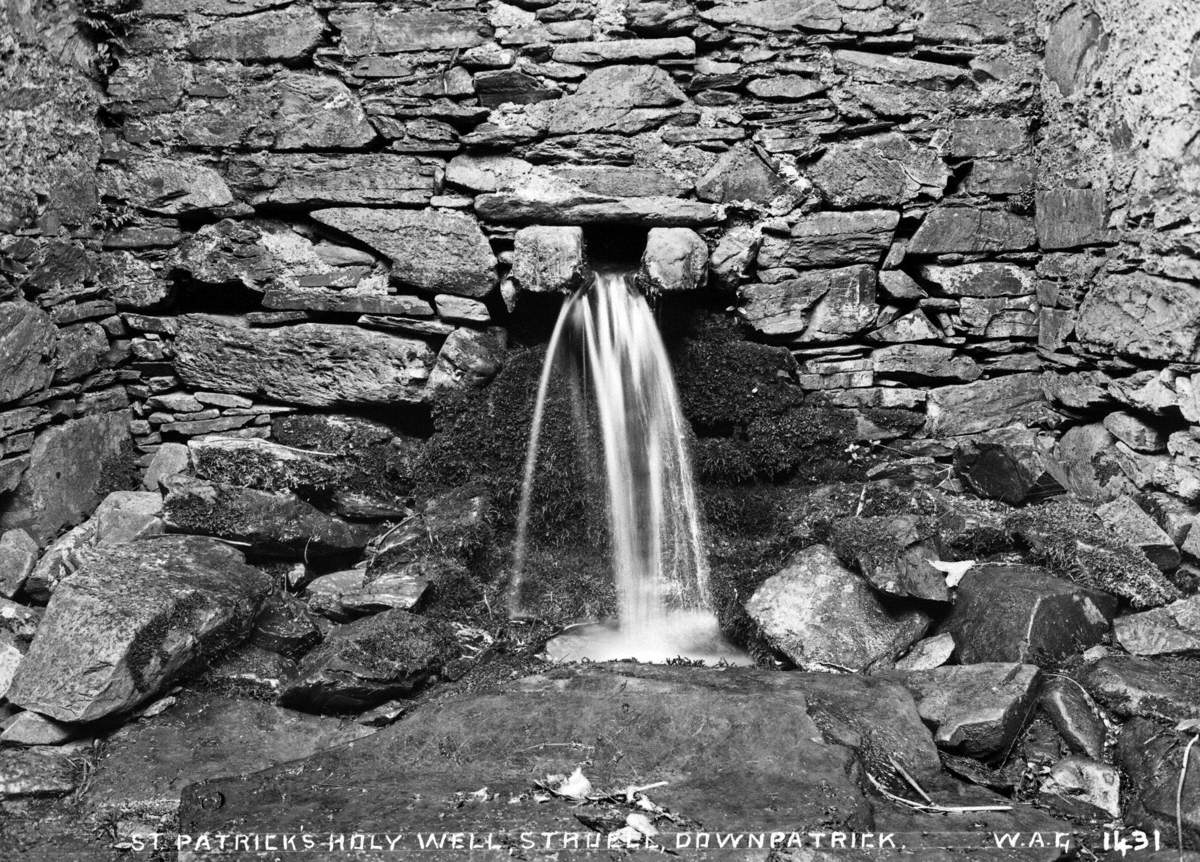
[888, 755, 931, 803]
[866, 772, 1012, 813]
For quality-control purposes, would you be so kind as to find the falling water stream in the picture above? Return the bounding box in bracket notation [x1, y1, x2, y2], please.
[512, 270, 749, 664]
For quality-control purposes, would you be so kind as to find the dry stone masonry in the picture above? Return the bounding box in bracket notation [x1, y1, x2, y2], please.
[3, 0, 1200, 853]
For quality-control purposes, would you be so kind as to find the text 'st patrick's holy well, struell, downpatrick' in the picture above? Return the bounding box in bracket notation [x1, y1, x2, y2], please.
[1, 0, 1200, 858]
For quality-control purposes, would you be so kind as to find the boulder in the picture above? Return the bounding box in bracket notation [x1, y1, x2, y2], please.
[189, 436, 338, 498]
[0, 711, 77, 746]
[941, 563, 1115, 665]
[827, 515, 948, 601]
[1039, 755, 1120, 819]
[1035, 189, 1107, 250]
[925, 374, 1053, 437]
[427, 327, 507, 394]
[954, 427, 1057, 504]
[0, 300, 56, 403]
[745, 544, 931, 671]
[1044, 423, 1129, 501]
[186, 5, 324, 61]
[83, 692, 373, 826]
[895, 632, 956, 671]
[1103, 410, 1166, 452]
[1080, 655, 1200, 723]
[0, 410, 132, 547]
[174, 315, 436, 408]
[757, 210, 897, 270]
[305, 565, 430, 621]
[510, 226, 586, 293]
[1076, 273, 1200, 363]
[636, 227, 708, 293]
[279, 609, 459, 713]
[810, 133, 948, 207]
[0, 529, 37, 598]
[1039, 677, 1106, 759]
[694, 145, 791, 204]
[434, 294, 490, 325]
[895, 663, 1040, 757]
[104, 156, 233, 216]
[163, 479, 369, 561]
[907, 208, 1035, 254]
[1114, 596, 1200, 657]
[312, 208, 496, 298]
[739, 265, 877, 340]
[141, 442, 189, 491]
[5, 535, 271, 723]
[1118, 718, 1200, 847]
[1095, 495, 1180, 570]
[544, 64, 690, 136]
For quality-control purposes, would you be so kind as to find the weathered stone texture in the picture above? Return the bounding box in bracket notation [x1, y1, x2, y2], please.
[1076, 273, 1200, 362]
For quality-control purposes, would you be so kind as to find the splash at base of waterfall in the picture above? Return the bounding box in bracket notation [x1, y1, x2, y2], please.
[512, 270, 741, 664]
[543, 611, 753, 665]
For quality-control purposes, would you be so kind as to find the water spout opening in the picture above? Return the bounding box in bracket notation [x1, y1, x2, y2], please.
[510, 268, 749, 665]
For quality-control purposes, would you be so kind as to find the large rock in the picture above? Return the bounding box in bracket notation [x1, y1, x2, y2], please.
[1035, 189, 1107, 250]
[1114, 596, 1200, 657]
[1095, 495, 1180, 570]
[1040, 677, 1106, 759]
[636, 227, 708, 293]
[739, 265, 877, 340]
[329, 8, 489, 55]
[908, 207, 1035, 254]
[1118, 718, 1200, 847]
[279, 609, 459, 713]
[312, 208, 496, 297]
[942, 563, 1115, 665]
[181, 665, 894, 843]
[954, 427, 1058, 504]
[0, 410, 132, 547]
[1076, 272, 1200, 362]
[828, 514, 949, 601]
[186, 5, 324, 60]
[226, 154, 442, 207]
[163, 479, 369, 561]
[0, 747, 79, 800]
[1079, 655, 1200, 723]
[757, 210, 897, 270]
[745, 544, 931, 671]
[694, 145, 791, 204]
[925, 374, 1053, 437]
[872, 344, 980, 383]
[895, 663, 1040, 756]
[917, 0, 1035, 43]
[189, 436, 338, 498]
[700, 0, 843, 30]
[174, 315, 436, 407]
[919, 262, 1035, 297]
[510, 226, 586, 293]
[104, 156, 233, 216]
[0, 300, 56, 402]
[5, 535, 271, 723]
[544, 64, 690, 136]
[810, 133, 949, 206]
[427, 327, 507, 394]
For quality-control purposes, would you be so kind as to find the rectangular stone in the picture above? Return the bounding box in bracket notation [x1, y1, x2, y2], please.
[926, 373, 1053, 436]
[758, 210, 898, 270]
[330, 9, 489, 55]
[262, 289, 435, 318]
[1036, 189, 1108, 250]
[739, 265, 877, 341]
[908, 207, 1035, 254]
[551, 37, 695, 64]
[226, 154, 443, 207]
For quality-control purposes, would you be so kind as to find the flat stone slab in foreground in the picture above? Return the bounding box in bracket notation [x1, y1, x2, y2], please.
[178, 664, 1066, 860]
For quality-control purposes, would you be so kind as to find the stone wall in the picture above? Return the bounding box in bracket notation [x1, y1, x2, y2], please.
[1, 0, 1199, 544]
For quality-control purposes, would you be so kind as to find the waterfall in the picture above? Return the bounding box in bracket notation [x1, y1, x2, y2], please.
[512, 271, 746, 663]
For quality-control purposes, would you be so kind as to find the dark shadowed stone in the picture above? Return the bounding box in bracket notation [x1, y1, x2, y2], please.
[175, 315, 436, 407]
[163, 479, 369, 561]
[1036, 189, 1108, 249]
[908, 208, 1035, 254]
[0, 300, 56, 402]
[916, 0, 1034, 43]
[894, 663, 1040, 756]
[746, 544, 931, 671]
[226, 154, 442, 206]
[954, 427, 1058, 504]
[312, 208, 496, 297]
[695, 145, 791, 204]
[329, 8, 489, 55]
[925, 374, 1053, 437]
[0, 411, 132, 547]
[251, 592, 323, 659]
[551, 37, 694, 63]
[828, 515, 949, 601]
[1040, 677, 1106, 759]
[279, 609, 459, 713]
[428, 327, 507, 394]
[1076, 273, 1200, 362]
[757, 210, 898, 269]
[6, 535, 270, 723]
[942, 564, 1115, 665]
[182, 665, 877, 843]
[810, 133, 948, 207]
[1080, 655, 1200, 723]
[510, 225, 586, 293]
[637, 227, 708, 292]
[187, 6, 324, 61]
[84, 692, 372, 824]
[474, 69, 561, 107]
[1118, 718, 1200, 847]
[739, 265, 877, 340]
[1045, 4, 1107, 97]
[1114, 596, 1200, 657]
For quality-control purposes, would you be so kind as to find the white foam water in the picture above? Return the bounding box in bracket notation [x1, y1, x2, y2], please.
[511, 270, 747, 663]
